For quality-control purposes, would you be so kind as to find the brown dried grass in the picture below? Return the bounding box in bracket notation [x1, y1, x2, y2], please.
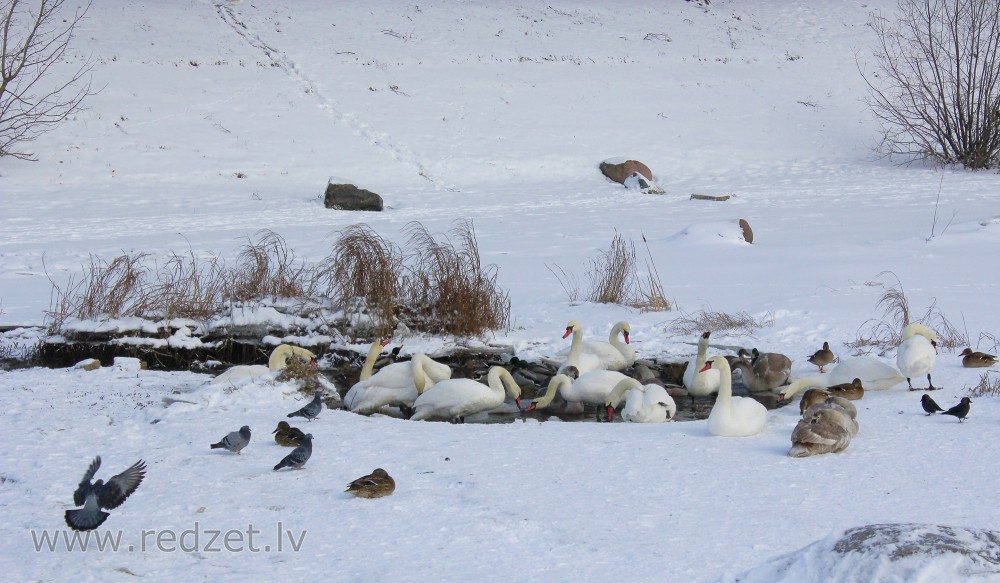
[968, 370, 1000, 398]
[46, 252, 154, 331]
[668, 309, 774, 337]
[848, 271, 967, 355]
[152, 250, 228, 320]
[229, 230, 313, 302]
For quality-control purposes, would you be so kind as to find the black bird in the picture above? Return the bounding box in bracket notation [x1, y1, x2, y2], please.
[941, 397, 972, 423]
[65, 457, 146, 531]
[273, 434, 313, 471]
[920, 394, 944, 416]
[287, 391, 322, 421]
[210, 425, 251, 454]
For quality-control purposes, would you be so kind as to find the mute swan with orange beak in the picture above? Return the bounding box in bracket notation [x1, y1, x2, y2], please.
[345, 344, 452, 415]
[682, 331, 721, 397]
[897, 323, 940, 391]
[604, 377, 676, 423]
[701, 356, 768, 437]
[411, 366, 522, 423]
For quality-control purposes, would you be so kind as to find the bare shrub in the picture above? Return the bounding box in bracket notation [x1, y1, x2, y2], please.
[152, 250, 228, 320]
[968, 370, 1000, 397]
[229, 231, 312, 302]
[848, 271, 967, 354]
[550, 232, 671, 311]
[1, 0, 97, 160]
[315, 224, 404, 337]
[668, 309, 774, 337]
[402, 220, 510, 336]
[862, 0, 1000, 168]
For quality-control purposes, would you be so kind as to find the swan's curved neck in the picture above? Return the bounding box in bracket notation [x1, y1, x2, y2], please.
[607, 377, 640, 407]
[779, 377, 825, 400]
[609, 323, 625, 348]
[269, 345, 293, 371]
[412, 354, 429, 394]
[535, 374, 571, 408]
[695, 336, 709, 370]
[714, 358, 733, 412]
[568, 327, 584, 362]
[359, 341, 383, 381]
[488, 367, 520, 399]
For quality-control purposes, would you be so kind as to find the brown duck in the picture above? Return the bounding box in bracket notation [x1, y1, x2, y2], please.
[272, 421, 305, 447]
[798, 388, 831, 414]
[346, 468, 396, 499]
[960, 348, 998, 368]
[825, 377, 864, 400]
[807, 341, 835, 373]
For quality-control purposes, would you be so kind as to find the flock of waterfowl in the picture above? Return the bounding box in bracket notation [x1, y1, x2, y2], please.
[62, 319, 990, 531]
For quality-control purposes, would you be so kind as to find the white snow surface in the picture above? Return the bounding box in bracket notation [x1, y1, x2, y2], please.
[2, 1, 1000, 581]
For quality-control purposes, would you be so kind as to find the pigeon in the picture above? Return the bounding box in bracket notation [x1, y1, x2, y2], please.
[272, 421, 305, 447]
[287, 390, 323, 421]
[273, 434, 313, 471]
[65, 457, 146, 531]
[210, 425, 251, 454]
[920, 394, 944, 416]
[941, 397, 972, 422]
[345, 468, 396, 499]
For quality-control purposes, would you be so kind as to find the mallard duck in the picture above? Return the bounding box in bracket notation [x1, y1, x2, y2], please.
[825, 377, 864, 400]
[798, 388, 830, 414]
[807, 341, 835, 373]
[960, 348, 997, 368]
[272, 421, 305, 447]
[346, 468, 395, 498]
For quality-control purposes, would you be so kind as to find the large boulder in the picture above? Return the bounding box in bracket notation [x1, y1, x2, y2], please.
[716, 523, 1000, 583]
[323, 182, 383, 211]
[600, 159, 653, 185]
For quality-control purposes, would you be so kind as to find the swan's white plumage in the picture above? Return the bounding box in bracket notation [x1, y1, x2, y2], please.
[209, 344, 314, 386]
[683, 332, 721, 396]
[606, 378, 676, 423]
[411, 366, 520, 421]
[896, 323, 938, 388]
[556, 320, 604, 375]
[535, 369, 630, 410]
[828, 356, 905, 390]
[557, 321, 635, 371]
[705, 356, 768, 437]
[345, 352, 452, 415]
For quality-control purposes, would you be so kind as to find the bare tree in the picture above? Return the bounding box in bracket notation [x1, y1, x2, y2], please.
[1, 0, 95, 160]
[862, 0, 1000, 169]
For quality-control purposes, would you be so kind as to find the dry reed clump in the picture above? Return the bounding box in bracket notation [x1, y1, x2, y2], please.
[276, 353, 322, 394]
[548, 232, 670, 312]
[151, 250, 228, 320]
[847, 271, 968, 355]
[401, 220, 511, 336]
[229, 231, 313, 302]
[46, 252, 154, 332]
[314, 224, 404, 336]
[668, 309, 775, 337]
[968, 371, 1000, 398]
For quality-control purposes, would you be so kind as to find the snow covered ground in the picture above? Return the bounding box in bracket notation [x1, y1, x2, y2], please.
[2, 1, 1000, 581]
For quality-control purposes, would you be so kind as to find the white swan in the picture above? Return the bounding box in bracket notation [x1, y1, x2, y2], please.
[702, 356, 768, 437]
[605, 378, 676, 423]
[777, 356, 905, 403]
[209, 344, 315, 385]
[896, 323, 940, 390]
[345, 350, 452, 415]
[682, 331, 721, 397]
[411, 366, 521, 422]
[529, 368, 630, 411]
[556, 320, 604, 374]
[557, 321, 636, 371]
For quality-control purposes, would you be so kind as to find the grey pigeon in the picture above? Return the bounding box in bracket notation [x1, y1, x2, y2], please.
[65, 457, 146, 531]
[941, 397, 972, 422]
[210, 425, 251, 454]
[287, 391, 323, 421]
[273, 434, 313, 471]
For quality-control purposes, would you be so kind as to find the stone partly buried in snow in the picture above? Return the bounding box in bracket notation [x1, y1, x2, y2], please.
[716, 523, 1000, 583]
[599, 158, 664, 193]
[323, 182, 384, 211]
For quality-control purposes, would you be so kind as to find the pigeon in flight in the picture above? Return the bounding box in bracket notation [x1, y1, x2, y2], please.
[920, 394, 944, 416]
[273, 434, 313, 471]
[287, 391, 323, 421]
[941, 397, 972, 422]
[65, 457, 146, 531]
[210, 425, 251, 454]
